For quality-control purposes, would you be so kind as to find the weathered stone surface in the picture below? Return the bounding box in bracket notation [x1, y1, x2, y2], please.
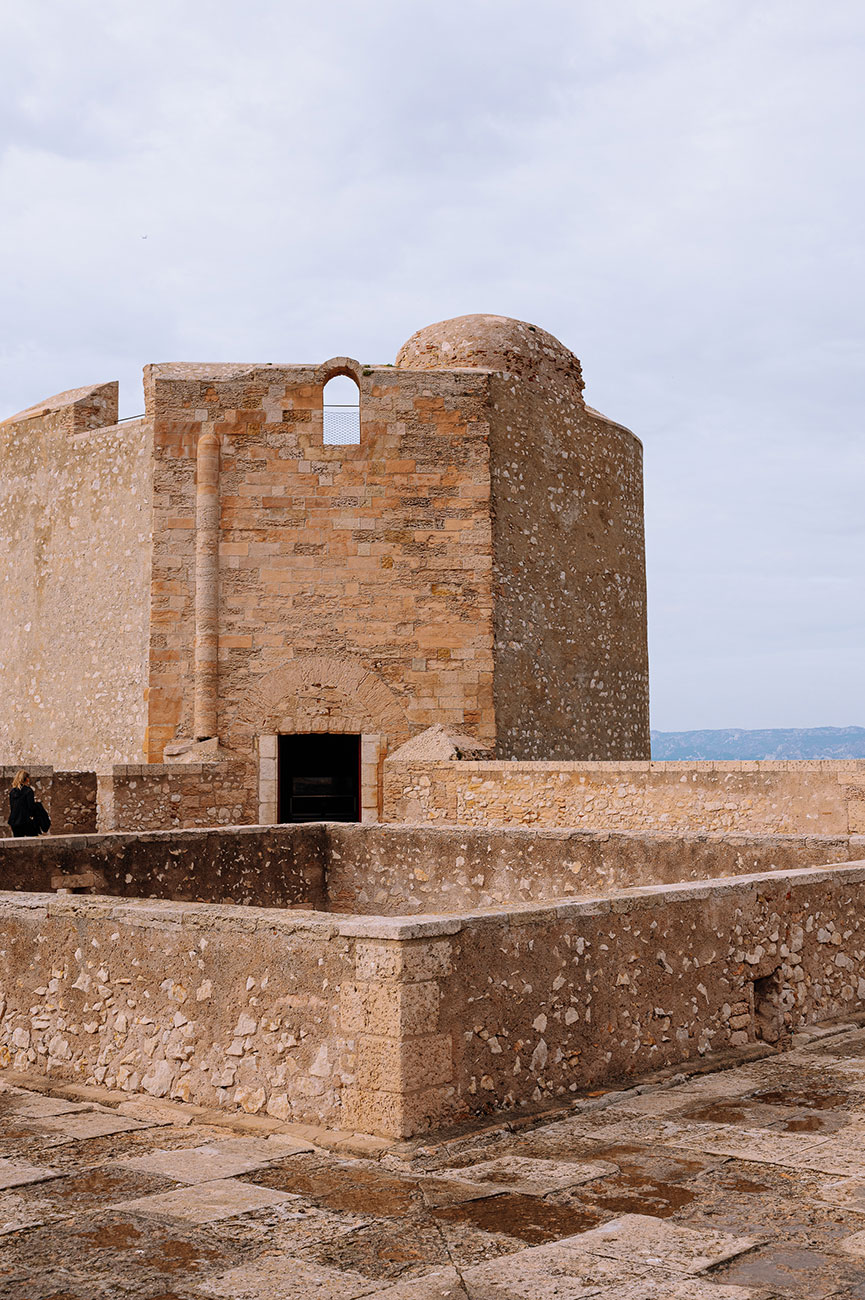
[194, 1255, 377, 1298]
[459, 1244, 760, 1300]
[0, 1158, 62, 1190]
[383, 757, 865, 839]
[440, 1156, 617, 1196]
[31, 1112, 152, 1141]
[119, 1176, 299, 1223]
[568, 1215, 761, 1273]
[114, 1140, 290, 1184]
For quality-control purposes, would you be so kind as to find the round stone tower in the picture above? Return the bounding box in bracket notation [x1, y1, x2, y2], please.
[397, 314, 650, 761]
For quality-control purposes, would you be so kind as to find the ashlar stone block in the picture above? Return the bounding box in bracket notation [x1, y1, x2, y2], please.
[355, 1033, 453, 1092]
[340, 979, 440, 1037]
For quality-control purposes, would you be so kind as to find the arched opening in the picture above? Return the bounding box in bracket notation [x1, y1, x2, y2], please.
[323, 373, 360, 445]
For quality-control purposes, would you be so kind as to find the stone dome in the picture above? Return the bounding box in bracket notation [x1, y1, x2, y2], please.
[395, 314, 583, 390]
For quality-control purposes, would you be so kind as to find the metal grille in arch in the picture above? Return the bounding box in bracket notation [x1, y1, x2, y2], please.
[323, 405, 361, 445]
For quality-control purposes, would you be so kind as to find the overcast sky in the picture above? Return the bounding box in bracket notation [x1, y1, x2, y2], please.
[2, 1, 863, 731]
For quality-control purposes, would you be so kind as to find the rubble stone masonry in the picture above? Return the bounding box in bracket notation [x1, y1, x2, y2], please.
[3, 861, 865, 1136]
[384, 758, 865, 836]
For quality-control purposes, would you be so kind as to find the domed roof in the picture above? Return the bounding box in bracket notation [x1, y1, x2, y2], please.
[395, 314, 583, 390]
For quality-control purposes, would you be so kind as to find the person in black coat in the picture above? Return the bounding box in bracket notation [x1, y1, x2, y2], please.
[8, 769, 40, 837]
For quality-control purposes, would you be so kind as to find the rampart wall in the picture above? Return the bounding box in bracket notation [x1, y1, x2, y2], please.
[0, 384, 152, 772]
[3, 821, 865, 916]
[3, 861, 865, 1135]
[383, 758, 865, 836]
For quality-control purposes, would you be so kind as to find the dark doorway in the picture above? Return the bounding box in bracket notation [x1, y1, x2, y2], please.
[278, 733, 361, 823]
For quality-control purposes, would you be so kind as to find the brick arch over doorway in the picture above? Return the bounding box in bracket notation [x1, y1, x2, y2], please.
[230, 656, 409, 825]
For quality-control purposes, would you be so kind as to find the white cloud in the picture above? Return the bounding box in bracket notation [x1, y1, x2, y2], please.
[1, 0, 863, 728]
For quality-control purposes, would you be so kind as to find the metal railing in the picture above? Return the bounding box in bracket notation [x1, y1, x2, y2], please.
[323, 404, 360, 445]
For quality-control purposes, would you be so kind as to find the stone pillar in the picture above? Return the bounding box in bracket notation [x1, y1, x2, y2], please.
[194, 431, 220, 740]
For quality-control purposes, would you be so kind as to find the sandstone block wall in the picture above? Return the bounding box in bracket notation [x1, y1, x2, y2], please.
[0, 386, 152, 771]
[110, 762, 257, 832]
[383, 758, 865, 836]
[145, 360, 496, 765]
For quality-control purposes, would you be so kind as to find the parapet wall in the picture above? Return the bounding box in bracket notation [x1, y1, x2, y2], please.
[383, 759, 865, 836]
[4, 861, 865, 1136]
[0, 824, 325, 908]
[3, 821, 865, 914]
[110, 762, 257, 832]
[0, 894, 354, 1128]
[324, 823, 865, 914]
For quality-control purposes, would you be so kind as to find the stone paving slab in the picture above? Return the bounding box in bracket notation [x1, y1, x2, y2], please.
[117, 1175, 302, 1223]
[617, 1074, 763, 1117]
[371, 1267, 466, 1298]
[840, 1229, 865, 1257]
[23, 1110, 155, 1140]
[564, 1215, 761, 1273]
[664, 1122, 833, 1166]
[0, 1189, 51, 1237]
[439, 1156, 617, 1196]
[797, 1141, 865, 1178]
[609, 1279, 769, 1299]
[418, 1175, 509, 1208]
[554, 1114, 693, 1148]
[459, 1243, 763, 1299]
[195, 1254, 382, 1299]
[3, 1093, 97, 1118]
[113, 1137, 306, 1183]
[813, 1176, 865, 1213]
[0, 1157, 63, 1189]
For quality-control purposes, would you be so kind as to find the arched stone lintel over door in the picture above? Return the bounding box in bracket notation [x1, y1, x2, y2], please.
[233, 656, 409, 826]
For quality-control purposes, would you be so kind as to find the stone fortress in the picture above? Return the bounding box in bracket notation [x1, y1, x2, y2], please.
[1, 315, 865, 1140]
[0, 314, 649, 825]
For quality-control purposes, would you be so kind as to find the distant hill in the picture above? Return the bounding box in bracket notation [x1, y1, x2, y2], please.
[650, 726, 865, 761]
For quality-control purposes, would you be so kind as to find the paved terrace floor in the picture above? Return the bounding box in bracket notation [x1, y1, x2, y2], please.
[7, 1026, 865, 1297]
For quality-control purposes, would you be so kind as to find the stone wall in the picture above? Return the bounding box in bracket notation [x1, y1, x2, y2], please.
[49, 771, 98, 836]
[0, 767, 95, 839]
[5, 861, 865, 1136]
[0, 385, 152, 771]
[424, 861, 865, 1128]
[324, 823, 865, 915]
[0, 894, 351, 1126]
[4, 821, 865, 914]
[110, 762, 257, 832]
[0, 824, 325, 908]
[383, 758, 865, 836]
[144, 359, 497, 763]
